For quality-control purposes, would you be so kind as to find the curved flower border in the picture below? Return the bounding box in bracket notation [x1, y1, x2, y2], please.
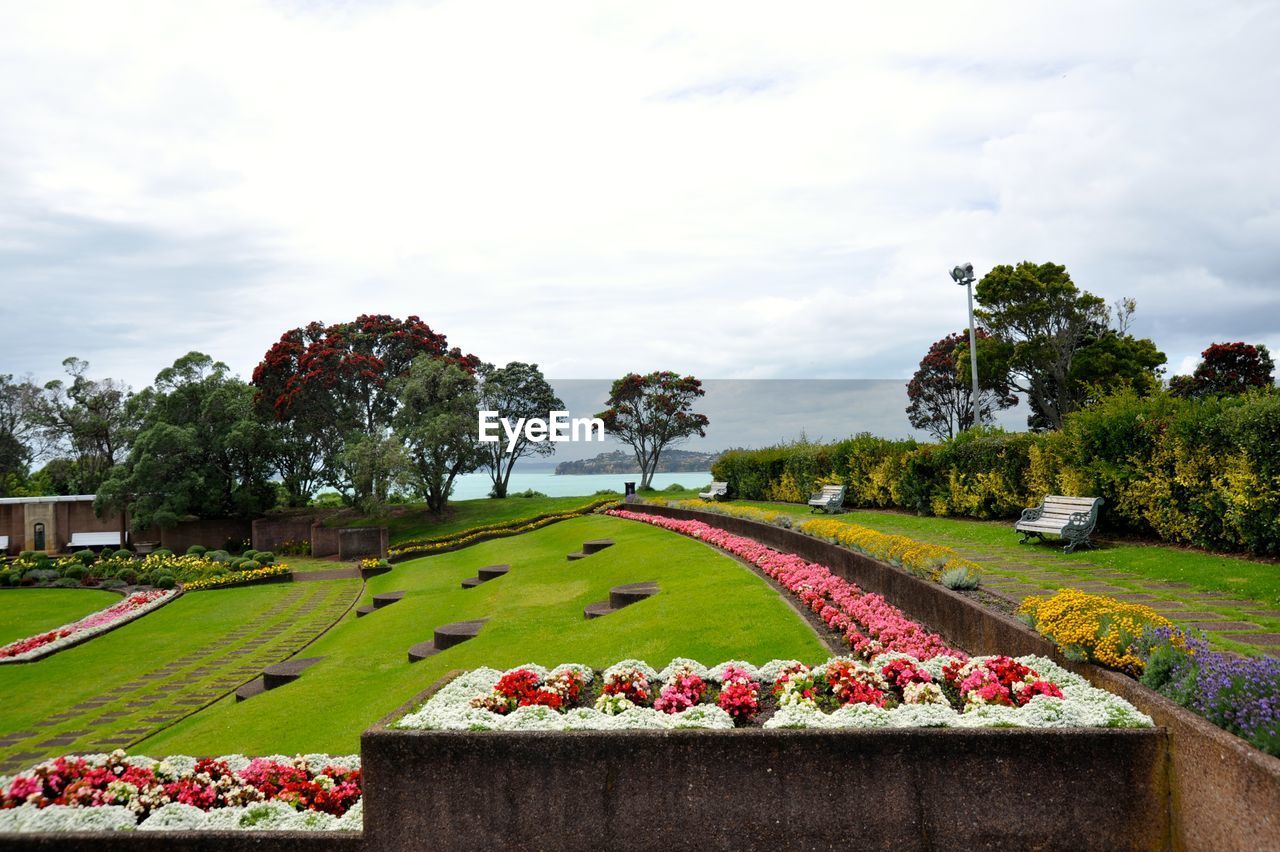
[608, 508, 964, 661]
[0, 589, 180, 663]
[396, 656, 1153, 732]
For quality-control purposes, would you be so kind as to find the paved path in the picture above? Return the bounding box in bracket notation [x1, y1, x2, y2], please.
[955, 544, 1280, 656]
[0, 580, 361, 775]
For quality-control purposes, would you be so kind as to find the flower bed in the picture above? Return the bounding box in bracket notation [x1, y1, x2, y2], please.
[0, 750, 361, 833]
[609, 508, 964, 660]
[642, 498, 985, 586]
[387, 498, 615, 561]
[181, 564, 293, 592]
[397, 654, 1152, 732]
[0, 590, 178, 663]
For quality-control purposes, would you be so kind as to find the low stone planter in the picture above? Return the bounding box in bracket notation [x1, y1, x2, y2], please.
[362, 713, 1169, 851]
[626, 503, 1280, 851]
[0, 832, 361, 851]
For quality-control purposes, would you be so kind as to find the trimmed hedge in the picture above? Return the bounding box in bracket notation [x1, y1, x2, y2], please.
[711, 389, 1280, 556]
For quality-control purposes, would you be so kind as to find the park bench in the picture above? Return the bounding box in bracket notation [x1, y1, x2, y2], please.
[67, 531, 123, 550]
[807, 484, 846, 513]
[698, 481, 729, 501]
[1016, 495, 1104, 553]
[0, 535, 8, 552]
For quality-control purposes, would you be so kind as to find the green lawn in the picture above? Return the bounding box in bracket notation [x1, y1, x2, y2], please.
[0, 588, 121, 646]
[0, 580, 359, 773]
[340, 494, 617, 545]
[140, 514, 826, 756]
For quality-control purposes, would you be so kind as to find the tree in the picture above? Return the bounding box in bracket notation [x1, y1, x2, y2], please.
[392, 356, 485, 512]
[96, 353, 276, 530]
[906, 330, 1017, 440]
[596, 372, 709, 489]
[973, 262, 1166, 430]
[477, 362, 564, 498]
[252, 315, 478, 504]
[0, 374, 44, 494]
[1170, 342, 1276, 398]
[34, 358, 135, 492]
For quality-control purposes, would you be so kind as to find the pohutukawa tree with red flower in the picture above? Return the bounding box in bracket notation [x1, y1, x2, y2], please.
[1169, 341, 1275, 399]
[906, 329, 1017, 440]
[252, 315, 478, 506]
[596, 371, 710, 490]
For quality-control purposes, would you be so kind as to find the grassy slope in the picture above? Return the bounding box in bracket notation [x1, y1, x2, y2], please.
[0, 583, 356, 739]
[141, 514, 826, 756]
[0, 588, 121, 645]
[712, 499, 1280, 607]
[342, 495, 612, 544]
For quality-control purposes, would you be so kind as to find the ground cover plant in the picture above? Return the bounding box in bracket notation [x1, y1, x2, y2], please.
[0, 579, 360, 775]
[139, 515, 828, 757]
[0, 548, 286, 591]
[0, 589, 120, 646]
[0, 750, 362, 833]
[0, 589, 178, 662]
[398, 653, 1152, 731]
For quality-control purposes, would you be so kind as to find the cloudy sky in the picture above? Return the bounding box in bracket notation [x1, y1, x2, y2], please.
[1, 0, 1277, 404]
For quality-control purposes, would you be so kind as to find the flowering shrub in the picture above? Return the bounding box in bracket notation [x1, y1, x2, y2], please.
[388, 499, 617, 560]
[181, 564, 291, 592]
[1018, 589, 1174, 675]
[0, 750, 361, 833]
[1139, 627, 1280, 756]
[608, 509, 965, 661]
[397, 656, 1152, 732]
[276, 539, 311, 556]
[0, 590, 178, 662]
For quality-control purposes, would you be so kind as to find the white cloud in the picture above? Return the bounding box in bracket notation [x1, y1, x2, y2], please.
[0, 0, 1277, 391]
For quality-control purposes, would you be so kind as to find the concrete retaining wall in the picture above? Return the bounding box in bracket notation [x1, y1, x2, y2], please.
[361, 724, 1168, 851]
[337, 528, 387, 560]
[0, 832, 361, 850]
[311, 524, 341, 558]
[251, 515, 317, 553]
[628, 504, 1280, 852]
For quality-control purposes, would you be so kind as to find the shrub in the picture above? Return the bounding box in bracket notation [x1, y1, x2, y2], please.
[240, 559, 261, 571]
[256, 551, 276, 564]
[24, 568, 59, 583]
[73, 549, 96, 566]
[662, 483, 685, 493]
[186, 545, 207, 556]
[51, 577, 81, 588]
[277, 539, 310, 556]
[939, 566, 982, 590]
[113, 548, 132, 559]
[98, 577, 126, 590]
[512, 489, 547, 498]
[1019, 589, 1173, 675]
[18, 550, 35, 559]
[151, 548, 173, 558]
[243, 549, 259, 560]
[62, 564, 87, 581]
[152, 573, 177, 590]
[117, 568, 139, 585]
[593, 489, 621, 496]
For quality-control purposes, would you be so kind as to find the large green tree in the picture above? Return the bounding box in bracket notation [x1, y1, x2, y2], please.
[972, 262, 1165, 430]
[0, 374, 42, 496]
[477, 362, 563, 498]
[596, 371, 709, 489]
[97, 353, 276, 530]
[392, 356, 485, 512]
[33, 358, 135, 492]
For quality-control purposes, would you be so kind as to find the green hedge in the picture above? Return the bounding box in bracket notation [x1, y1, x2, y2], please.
[711, 389, 1280, 556]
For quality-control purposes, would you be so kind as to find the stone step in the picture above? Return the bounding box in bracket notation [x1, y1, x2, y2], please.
[477, 564, 511, 581]
[372, 590, 406, 608]
[609, 581, 660, 609]
[582, 539, 615, 555]
[583, 601, 616, 619]
[460, 577, 483, 589]
[355, 604, 378, 617]
[408, 620, 487, 662]
[234, 677, 267, 702]
[566, 552, 587, 561]
[262, 656, 325, 690]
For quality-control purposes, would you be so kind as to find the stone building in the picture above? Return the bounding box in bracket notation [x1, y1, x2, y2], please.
[0, 495, 126, 555]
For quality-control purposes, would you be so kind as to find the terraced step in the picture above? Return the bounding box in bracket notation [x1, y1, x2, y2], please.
[233, 677, 267, 702]
[583, 601, 616, 619]
[462, 564, 511, 588]
[610, 581, 659, 609]
[262, 656, 325, 689]
[360, 563, 392, 580]
[407, 620, 487, 663]
[584, 582, 660, 620]
[372, 591, 406, 608]
[567, 552, 587, 561]
[356, 604, 378, 617]
[582, 539, 615, 555]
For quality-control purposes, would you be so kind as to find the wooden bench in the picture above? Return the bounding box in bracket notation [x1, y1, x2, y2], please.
[698, 481, 729, 501]
[807, 484, 846, 513]
[1016, 495, 1103, 553]
[67, 531, 123, 550]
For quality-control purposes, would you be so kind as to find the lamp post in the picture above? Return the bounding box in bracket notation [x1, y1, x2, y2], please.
[949, 262, 980, 429]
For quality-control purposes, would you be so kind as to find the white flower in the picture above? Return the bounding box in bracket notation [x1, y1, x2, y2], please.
[706, 660, 759, 683]
[657, 657, 709, 681]
[139, 803, 208, 831]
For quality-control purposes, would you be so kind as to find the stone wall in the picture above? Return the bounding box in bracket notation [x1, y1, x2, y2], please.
[337, 528, 387, 560]
[311, 524, 341, 558]
[252, 516, 317, 553]
[629, 503, 1280, 852]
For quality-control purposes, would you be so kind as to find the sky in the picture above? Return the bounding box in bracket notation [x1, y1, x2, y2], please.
[1, 1, 1278, 409]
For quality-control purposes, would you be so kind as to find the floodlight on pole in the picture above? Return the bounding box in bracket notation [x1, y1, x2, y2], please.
[949, 262, 981, 429]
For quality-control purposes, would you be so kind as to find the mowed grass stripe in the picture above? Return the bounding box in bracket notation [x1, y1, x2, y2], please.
[141, 515, 827, 756]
